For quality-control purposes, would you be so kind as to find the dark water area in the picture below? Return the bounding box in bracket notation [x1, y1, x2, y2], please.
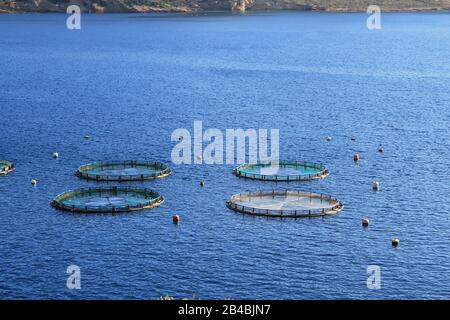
[0, 12, 449, 299]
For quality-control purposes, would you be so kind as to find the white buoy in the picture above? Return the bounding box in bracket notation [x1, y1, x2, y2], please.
[326, 136, 332, 141]
[84, 135, 90, 139]
[31, 179, 37, 186]
[372, 181, 380, 191]
[52, 152, 59, 159]
[392, 238, 400, 247]
[200, 180, 205, 187]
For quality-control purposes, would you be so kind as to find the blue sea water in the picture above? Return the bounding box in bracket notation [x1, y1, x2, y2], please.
[0, 11, 450, 299]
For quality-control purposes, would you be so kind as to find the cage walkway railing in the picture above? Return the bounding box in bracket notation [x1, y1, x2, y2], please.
[233, 161, 329, 181]
[76, 160, 171, 182]
[51, 186, 164, 213]
[226, 190, 343, 218]
[0, 160, 15, 175]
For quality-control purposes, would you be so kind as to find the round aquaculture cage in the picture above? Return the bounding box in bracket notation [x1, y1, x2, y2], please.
[226, 190, 343, 218]
[0, 160, 15, 175]
[76, 161, 170, 182]
[51, 187, 164, 213]
[233, 161, 328, 181]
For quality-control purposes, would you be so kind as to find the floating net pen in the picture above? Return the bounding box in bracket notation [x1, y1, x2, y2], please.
[52, 187, 164, 213]
[226, 190, 343, 218]
[76, 160, 170, 182]
[233, 161, 328, 181]
[0, 160, 15, 175]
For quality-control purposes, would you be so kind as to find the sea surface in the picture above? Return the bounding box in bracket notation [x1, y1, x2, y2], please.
[0, 11, 449, 299]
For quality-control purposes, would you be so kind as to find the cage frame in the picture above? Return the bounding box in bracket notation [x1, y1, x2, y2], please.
[0, 160, 15, 175]
[233, 161, 329, 181]
[226, 189, 343, 218]
[76, 160, 171, 182]
[51, 186, 164, 213]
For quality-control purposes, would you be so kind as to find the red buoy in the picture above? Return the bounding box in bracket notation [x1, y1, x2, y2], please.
[353, 153, 360, 162]
[172, 214, 180, 224]
[362, 218, 370, 227]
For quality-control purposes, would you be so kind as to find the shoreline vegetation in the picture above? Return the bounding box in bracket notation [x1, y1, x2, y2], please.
[1, 1, 450, 14]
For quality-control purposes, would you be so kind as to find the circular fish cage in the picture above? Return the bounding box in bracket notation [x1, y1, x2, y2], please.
[0, 160, 15, 175]
[233, 161, 328, 181]
[226, 190, 343, 218]
[51, 187, 164, 213]
[76, 160, 170, 182]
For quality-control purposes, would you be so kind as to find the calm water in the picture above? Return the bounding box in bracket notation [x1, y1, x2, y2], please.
[0, 12, 450, 299]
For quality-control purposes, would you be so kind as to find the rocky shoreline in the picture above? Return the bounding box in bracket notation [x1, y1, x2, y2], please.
[1, 1, 450, 14]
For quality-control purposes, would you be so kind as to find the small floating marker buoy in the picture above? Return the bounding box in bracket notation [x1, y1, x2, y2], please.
[172, 214, 180, 224]
[200, 180, 205, 187]
[84, 135, 90, 139]
[362, 218, 370, 227]
[52, 152, 59, 159]
[351, 136, 356, 141]
[326, 136, 332, 141]
[353, 153, 360, 162]
[372, 181, 380, 191]
[392, 238, 400, 247]
[31, 179, 37, 186]
[378, 146, 384, 153]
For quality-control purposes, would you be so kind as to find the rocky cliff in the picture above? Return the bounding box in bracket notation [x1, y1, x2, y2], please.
[1, 0, 450, 13]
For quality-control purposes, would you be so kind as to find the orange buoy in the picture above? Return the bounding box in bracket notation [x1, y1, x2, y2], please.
[392, 238, 400, 247]
[353, 153, 360, 162]
[362, 218, 370, 227]
[172, 214, 180, 224]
